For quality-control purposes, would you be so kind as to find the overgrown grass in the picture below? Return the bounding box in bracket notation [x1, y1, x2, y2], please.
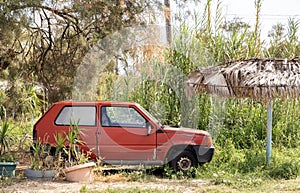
[81, 157, 300, 192]
[199, 145, 300, 182]
[89, 143, 300, 190]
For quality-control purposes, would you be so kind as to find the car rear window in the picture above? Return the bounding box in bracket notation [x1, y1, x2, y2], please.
[55, 106, 96, 126]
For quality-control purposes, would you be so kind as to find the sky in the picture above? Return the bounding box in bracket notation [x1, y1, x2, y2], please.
[222, 0, 300, 40]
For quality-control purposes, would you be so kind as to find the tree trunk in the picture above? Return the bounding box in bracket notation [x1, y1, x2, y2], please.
[164, 0, 172, 44]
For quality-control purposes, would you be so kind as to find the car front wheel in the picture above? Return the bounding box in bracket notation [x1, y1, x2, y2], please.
[170, 150, 197, 171]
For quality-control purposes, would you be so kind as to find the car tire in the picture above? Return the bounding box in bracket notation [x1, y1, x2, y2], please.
[170, 150, 197, 172]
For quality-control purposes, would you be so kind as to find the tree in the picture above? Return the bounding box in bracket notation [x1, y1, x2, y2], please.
[0, 0, 149, 103]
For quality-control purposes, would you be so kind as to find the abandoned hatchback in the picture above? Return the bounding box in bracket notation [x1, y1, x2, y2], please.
[33, 101, 214, 171]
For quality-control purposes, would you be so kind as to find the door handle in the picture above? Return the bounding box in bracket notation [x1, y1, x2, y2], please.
[96, 131, 101, 135]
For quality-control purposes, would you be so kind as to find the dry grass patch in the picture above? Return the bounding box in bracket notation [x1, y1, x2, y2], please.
[94, 173, 129, 182]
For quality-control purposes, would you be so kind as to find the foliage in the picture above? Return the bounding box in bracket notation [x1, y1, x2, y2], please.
[0, 120, 16, 162]
[29, 121, 90, 171]
[29, 141, 58, 170]
[0, 0, 150, 103]
[0, 90, 6, 119]
[266, 18, 300, 58]
[213, 98, 300, 150]
[267, 148, 300, 180]
[63, 120, 90, 166]
[199, 145, 299, 181]
[0, 121, 11, 156]
[269, 161, 299, 180]
[53, 133, 66, 163]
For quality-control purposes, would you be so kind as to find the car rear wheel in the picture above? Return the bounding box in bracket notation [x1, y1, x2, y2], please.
[170, 150, 197, 171]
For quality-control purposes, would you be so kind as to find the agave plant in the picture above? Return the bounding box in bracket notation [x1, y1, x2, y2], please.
[0, 121, 16, 162]
[64, 120, 88, 166]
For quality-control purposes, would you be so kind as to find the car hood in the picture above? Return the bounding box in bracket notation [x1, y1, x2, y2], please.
[162, 126, 210, 136]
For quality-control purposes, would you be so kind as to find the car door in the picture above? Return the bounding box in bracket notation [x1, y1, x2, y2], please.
[98, 105, 157, 163]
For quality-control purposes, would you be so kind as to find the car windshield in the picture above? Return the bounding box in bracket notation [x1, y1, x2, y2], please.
[137, 104, 163, 127]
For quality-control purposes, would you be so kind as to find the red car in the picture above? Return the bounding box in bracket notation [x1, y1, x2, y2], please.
[33, 101, 214, 171]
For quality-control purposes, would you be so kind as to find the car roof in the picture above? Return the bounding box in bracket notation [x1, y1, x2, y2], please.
[54, 100, 138, 106]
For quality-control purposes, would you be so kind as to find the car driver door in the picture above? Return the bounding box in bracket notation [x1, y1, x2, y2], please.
[98, 105, 157, 163]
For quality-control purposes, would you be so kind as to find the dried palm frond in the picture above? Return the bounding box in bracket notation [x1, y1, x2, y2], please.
[186, 57, 300, 101]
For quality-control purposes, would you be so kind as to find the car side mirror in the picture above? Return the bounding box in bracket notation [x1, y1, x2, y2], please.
[146, 122, 152, 135]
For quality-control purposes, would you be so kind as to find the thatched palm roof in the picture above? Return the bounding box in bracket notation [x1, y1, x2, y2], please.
[186, 58, 300, 101]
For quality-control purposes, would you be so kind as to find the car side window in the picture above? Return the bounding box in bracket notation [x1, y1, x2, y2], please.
[101, 106, 146, 128]
[55, 106, 96, 126]
[101, 107, 111, 126]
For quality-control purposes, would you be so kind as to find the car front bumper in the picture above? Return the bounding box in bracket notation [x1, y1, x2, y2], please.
[193, 146, 215, 163]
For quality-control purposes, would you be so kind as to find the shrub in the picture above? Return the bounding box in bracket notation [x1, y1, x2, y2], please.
[269, 161, 299, 180]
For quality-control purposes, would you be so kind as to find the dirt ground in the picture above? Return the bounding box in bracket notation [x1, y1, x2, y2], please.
[2, 164, 300, 193]
[2, 176, 208, 193]
[1, 164, 209, 193]
[3, 180, 210, 193]
[3, 176, 300, 193]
